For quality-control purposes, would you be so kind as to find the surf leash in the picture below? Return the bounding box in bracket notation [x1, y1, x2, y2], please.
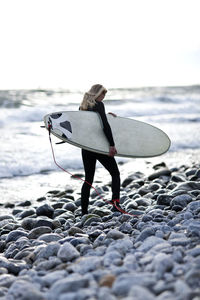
[47, 122, 138, 217]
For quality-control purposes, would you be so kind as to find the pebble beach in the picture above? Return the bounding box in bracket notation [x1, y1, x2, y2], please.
[0, 86, 200, 299]
[0, 150, 200, 300]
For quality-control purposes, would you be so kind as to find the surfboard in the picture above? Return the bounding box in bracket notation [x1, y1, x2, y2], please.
[44, 111, 171, 158]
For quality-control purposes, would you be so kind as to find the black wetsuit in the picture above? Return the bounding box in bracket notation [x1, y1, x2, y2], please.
[81, 101, 120, 215]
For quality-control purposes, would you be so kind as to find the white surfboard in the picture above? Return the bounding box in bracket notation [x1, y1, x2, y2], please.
[44, 111, 171, 158]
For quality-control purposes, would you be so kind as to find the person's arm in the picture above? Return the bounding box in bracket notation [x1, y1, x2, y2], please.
[96, 102, 117, 156]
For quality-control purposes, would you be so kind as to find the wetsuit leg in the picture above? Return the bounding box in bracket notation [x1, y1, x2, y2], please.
[81, 149, 96, 215]
[96, 154, 120, 200]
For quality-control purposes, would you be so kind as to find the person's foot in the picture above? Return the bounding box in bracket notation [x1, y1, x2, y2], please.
[110, 199, 122, 213]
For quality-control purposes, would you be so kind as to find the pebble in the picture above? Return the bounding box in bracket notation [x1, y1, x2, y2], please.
[0, 161, 200, 299]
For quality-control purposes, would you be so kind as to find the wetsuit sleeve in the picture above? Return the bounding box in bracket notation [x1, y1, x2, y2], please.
[96, 102, 115, 146]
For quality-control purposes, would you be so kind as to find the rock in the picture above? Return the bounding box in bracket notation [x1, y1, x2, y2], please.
[8, 280, 45, 300]
[40, 270, 67, 288]
[148, 168, 171, 181]
[185, 268, 200, 288]
[6, 230, 28, 243]
[99, 274, 116, 287]
[112, 273, 156, 297]
[106, 229, 125, 240]
[174, 181, 200, 192]
[187, 200, 200, 212]
[0, 274, 16, 288]
[35, 257, 62, 271]
[157, 195, 173, 206]
[187, 221, 200, 237]
[19, 209, 36, 219]
[151, 253, 174, 279]
[21, 218, 37, 230]
[34, 218, 55, 229]
[82, 214, 102, 226]
[106, 238, 133, 255]
[68, 227, 84, 236]
[57, 242, 80, 262]
[47, 274, 89, 300]
[135, 198, 151, 206]
[128, 285, 155, 300]
[17, 200, 32, 207]
[35, 242, 60, 260]
[38, 233, 62, 242]
[0, 257, 27, 275]
[170, 194, 192, 208]
[136, 227, 155, 242]
[36, 204, 54, 218]
[119, 222, 132, 234]
[28, 226, 52, 239]
[68, 256, 102, 274]
[137, 236, 168, 252]
[63, 202, 77, 212]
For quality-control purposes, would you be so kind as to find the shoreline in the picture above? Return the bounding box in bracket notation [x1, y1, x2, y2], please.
[0, 149, 200, 298]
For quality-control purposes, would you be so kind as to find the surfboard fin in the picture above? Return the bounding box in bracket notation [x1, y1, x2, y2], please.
[56, 141, 66, 145]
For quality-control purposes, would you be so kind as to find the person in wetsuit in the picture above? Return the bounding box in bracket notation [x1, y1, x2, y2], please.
[79, 84, 121, 216]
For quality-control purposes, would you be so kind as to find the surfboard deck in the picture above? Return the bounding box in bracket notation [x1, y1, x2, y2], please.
[44, 111, 171, 158]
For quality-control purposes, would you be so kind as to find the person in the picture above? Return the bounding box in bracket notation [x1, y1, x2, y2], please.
[79, 84, 121, 216]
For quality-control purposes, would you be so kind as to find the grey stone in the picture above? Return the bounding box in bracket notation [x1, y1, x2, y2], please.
[34, 218, 55, 229]
[19, 209, 36, 219]
[6, 230, 28, 243]
[36, 204, 54, 218]
[106, 229, 125, 240]
[185, 268, 200, 288]
[63, 202, 77, 212]
[47, 275, 89, 300]
[187, 245, 200, 257]
[38, 233, 62, 242]
[28, 226, 52, 239]
[0, 274, 16, 288]
[0, 257, 28, 275]
[128, 285, 155, 300]
[171, 194, 192, 208]
[7, 280, 45, 300]
[188, 221, 200, 237]
[106, 238, 133, 255]
[68, 256, 102, 274]
[174, 181, 200, 192]
[174, 279, 192, 299]
[112, 273, 156, 296]
[103, 250, 122, 267]
[136, 227, 155, 242]
[151, 253, 174, 279]
[137, 236, 166, 252]
[57, 241, 80, 262]
[36, 242, 60, 259]
[40, 270, 67, 288]
[148, 168, 171, 180]
[21, 218, 37, 230]
[119, 222, 132, 234]
[68, 226, 84, 236]
[187, 200, 200, 212]
[35, 257, 62, 271]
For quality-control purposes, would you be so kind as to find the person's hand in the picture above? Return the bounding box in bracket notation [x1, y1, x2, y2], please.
[109, 146, 117, 157]
[108, 112, 117, 117]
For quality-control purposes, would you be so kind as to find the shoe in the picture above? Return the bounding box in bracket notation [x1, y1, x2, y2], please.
[110, 199, 122, 213]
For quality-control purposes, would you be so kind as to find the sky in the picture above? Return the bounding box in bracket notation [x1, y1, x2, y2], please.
[0, 0, 200, 90]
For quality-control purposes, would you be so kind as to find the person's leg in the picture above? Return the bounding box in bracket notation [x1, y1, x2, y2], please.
[97, 154, 120, 201]
[81, 149, 96, 215]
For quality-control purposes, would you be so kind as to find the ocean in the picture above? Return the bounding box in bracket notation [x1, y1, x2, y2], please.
[0, 85, 200, 207]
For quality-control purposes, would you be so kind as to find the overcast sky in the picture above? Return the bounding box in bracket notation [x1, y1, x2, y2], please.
[0, 0, 200, 90]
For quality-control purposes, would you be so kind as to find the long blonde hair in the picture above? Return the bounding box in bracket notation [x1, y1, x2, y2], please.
[80, 84, 107, 110]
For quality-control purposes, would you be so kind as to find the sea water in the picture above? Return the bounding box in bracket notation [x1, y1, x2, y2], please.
[0, 85, 200, 205]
